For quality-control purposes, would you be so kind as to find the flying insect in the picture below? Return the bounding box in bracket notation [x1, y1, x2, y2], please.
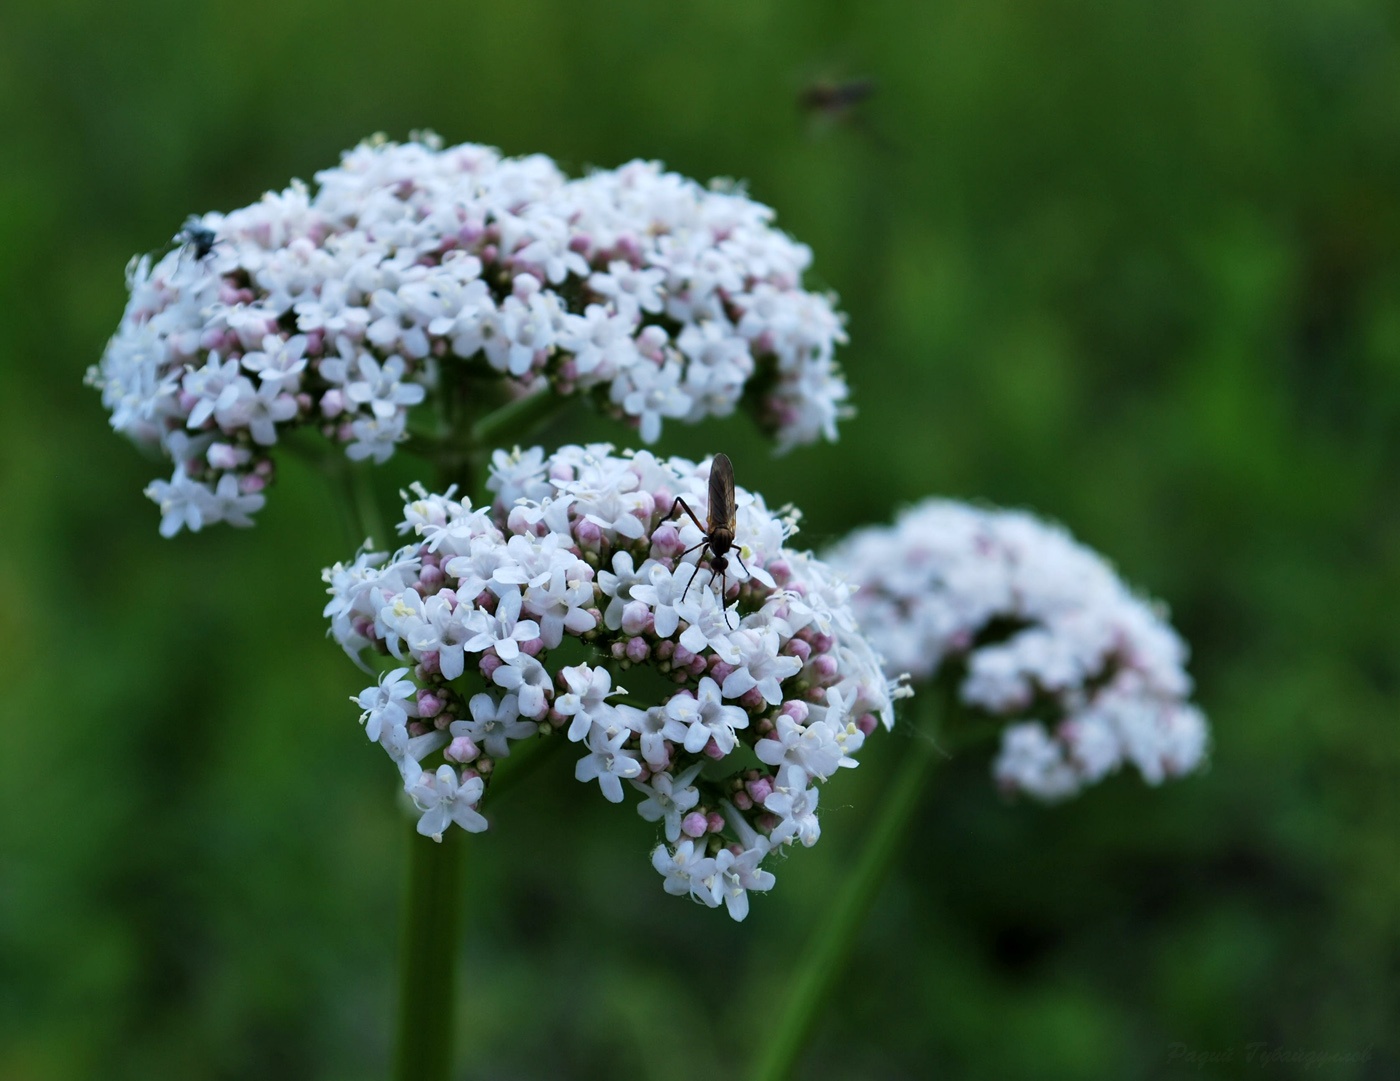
[663, 452, 750, 626]
[174, 215, 218, 261]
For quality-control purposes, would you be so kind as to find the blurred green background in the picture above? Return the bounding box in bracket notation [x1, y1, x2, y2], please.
[2, 1, 1398, 1078]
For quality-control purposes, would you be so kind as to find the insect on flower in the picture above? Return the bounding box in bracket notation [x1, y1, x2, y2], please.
[663, 452, 751, 627]
[173, 215, 218, 261]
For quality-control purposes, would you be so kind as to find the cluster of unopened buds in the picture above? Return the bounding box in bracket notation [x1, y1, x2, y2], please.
[323, 445, 900, 918]
[88, 133, 851, 537]
[828, 498, 1208, 801]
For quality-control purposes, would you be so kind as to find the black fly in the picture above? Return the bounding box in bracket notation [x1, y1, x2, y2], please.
[174, 215, 218, 261]
[798, 77, 876, 122]
[662, 453, 751, 628]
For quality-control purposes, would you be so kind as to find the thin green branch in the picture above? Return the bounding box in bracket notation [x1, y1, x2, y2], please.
[749, 686, 951, 1081]
[391, 454, 478, 1081]
[393, 823, 462, 1081]
[470, 388, 568, 450]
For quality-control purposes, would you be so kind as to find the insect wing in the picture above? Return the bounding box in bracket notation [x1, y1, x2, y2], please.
[708, 452, 737, 534]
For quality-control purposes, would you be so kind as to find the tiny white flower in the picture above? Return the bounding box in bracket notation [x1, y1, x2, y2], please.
[407, 765, 487, 840]
[575, 721, 643, 803]
[451, 693, 536, 758]
[631, 762, 704, 842]
[355, 666, 417, 743]
[554, 664, 622, 743]
[491, 653, 553, 718]
[665, 676, 750, 755]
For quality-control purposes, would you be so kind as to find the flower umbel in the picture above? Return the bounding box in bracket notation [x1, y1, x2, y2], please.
[828, 499, 1208, 800]
[90, 134, 852, 535]
[323, 446, 900, 918]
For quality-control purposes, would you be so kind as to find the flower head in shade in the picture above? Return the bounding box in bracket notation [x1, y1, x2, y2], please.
[323, 446, 901, 918]
[89, 134, 852, 535]
[827, 499, 1208, 801]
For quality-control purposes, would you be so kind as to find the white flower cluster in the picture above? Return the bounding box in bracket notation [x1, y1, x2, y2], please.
[323, 446, 899, 919]
[88, 134, 851, 537]
[828, 499, 1208, 801]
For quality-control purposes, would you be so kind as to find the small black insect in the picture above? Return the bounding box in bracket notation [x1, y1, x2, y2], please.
[663, 453, 751, 627]
[798, 77, 876, 122]
[174, 215, 218, 261]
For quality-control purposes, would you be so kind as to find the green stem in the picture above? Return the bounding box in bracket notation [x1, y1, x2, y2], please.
[391, 454, 477, 1081]
[470, 388, 567, 450]
[749, 688, 950, 1081]
[348, 464, 388, 547]
[393, 823, 462, 1081]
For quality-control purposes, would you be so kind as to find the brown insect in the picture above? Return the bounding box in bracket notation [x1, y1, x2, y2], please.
[797, 77, 876, 122]
[664, 452, 751, 625]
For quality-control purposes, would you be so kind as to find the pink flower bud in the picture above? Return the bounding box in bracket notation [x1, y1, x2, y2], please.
[708, 659, 736, 684]
[704, 738, 725, 760]
[746, 776, 775, 804]
[739, 688, 765, 711]
[239, 474, 266, 494]
[786, 638, 812, 663]
[732, 790, 753, 810]
[809, 655, 839, 683]
[417, 691, 445, 718]
[857, 713, 878, 736]
[520, 638, 544, 657]
[419, 565, 445, 592]
[407, 721, 430, 738]
[479, 654, 502, 678]
[812, 633, 835, 654]
[673, 645, 695, 669]
[574, 518, 603, 549]
[620, 601, 650, 636]
[207, 443, 244, 470]
[680, 812, 708, 839]
[654, 640, 675, 661]
[637, 324, 668, 360]
[445, 736, 479, 763]
[649, 523, 681, 557]
[688, 654, 708, 677]
[780, 699, 810, 724]
[626, 637, 650, 664]
[706, 812, 725, 834]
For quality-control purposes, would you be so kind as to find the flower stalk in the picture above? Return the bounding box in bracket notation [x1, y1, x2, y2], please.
[394, 823, 462, 1081]
[750, 684, 952, 1081]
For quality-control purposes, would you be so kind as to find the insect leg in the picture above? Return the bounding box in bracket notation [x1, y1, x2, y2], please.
[679, 544, 711, 605]
[666, 496, 708, 535]
[720, 565, 737, 630]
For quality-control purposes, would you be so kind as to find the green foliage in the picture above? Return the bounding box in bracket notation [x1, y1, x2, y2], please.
[2, 0, 1397, 1077]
